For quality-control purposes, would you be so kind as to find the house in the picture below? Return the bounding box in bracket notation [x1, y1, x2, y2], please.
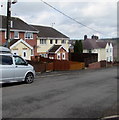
[83, 36, 113, 62]
[99, 38, 118, 62]
[9, 39, 33, 60]
[31, 25, 70, 59]
[0, 15, 39, 56]
[48, 45, 68, 60]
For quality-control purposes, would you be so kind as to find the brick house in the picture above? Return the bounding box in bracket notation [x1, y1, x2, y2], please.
[31, 25, 70, 58]
[0, 15, 39, 56]
[48, 45, 68, 60]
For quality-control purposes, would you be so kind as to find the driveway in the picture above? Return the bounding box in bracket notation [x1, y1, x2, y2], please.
[2, 67, 118, 119]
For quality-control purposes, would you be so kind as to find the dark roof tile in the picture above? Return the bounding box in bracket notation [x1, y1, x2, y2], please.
[32, 25, 69, 38]
[0, 15, 38, 32]
[83, 39, 108, 49]
[48, 45, 62, 53]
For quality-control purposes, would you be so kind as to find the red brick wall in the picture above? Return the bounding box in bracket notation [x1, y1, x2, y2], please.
[1, 31, 38, 56]
[24, 34, 38, 56]
[0, 31, 5, 44]
[88, 62, 101, 69]
[48, 47, 69, 60]
[88, 61, 106, 69]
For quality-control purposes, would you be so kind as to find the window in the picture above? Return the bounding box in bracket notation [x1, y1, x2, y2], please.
[61, 40, 66, 44]
[14, 56, 27, 65]
[14, 31, 19, 39]
[5, 31, 11, 39]
[89, 49, 92, 53]
[11, 21, 13, 28]
[25, 32, 33, 39]
[0, 55, 13, 65]
[12, 50, 18, 55]
[55, 40, 58, 44]
[110, 48, 112, 52]
[40, 39, 46, 44]
[40, 54, 48, 58]
[110, 56, 112, 61]
[62, 53, 65, 60]
[107, 57, 109, 61]
[50, 40, 53, 44]
[106, 49, 108, 52]
[57, 53, 60, 60]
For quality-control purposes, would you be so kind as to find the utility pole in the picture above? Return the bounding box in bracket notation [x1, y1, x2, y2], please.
[6, 0, 17, 48]
[6, 0, 11, 48]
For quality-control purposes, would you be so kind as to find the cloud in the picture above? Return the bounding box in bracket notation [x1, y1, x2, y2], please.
[1, 0, 117, 39]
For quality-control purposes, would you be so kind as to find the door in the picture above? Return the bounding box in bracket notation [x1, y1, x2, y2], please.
[0, 55, 15, 82]
[13, 56, 29, 81]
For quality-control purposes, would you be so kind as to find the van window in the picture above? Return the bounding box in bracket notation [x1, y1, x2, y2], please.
[0, 55, 13, 65]
[14, 56, 27, 65]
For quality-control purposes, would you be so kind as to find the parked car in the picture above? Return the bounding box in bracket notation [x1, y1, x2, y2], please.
[0, 46, 35, 84]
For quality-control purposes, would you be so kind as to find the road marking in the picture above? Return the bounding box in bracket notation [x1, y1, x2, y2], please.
[100, 115, 119, 120]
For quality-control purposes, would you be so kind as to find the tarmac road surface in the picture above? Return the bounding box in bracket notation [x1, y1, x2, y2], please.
[2, 67, 118, 119]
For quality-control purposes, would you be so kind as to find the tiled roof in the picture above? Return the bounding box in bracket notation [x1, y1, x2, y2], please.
[32, 25, 69, 38]
[83, 39, 108, 49]
[9, 39, 19, 47]
[0, 15, 38, 32]
[48, 45, 62, 53]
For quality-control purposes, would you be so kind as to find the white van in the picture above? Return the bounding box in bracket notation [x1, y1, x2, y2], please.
[0, 46, 35, 84]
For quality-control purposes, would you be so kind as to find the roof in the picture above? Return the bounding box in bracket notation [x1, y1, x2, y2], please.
[48, 45, 62, 53]
[10, 39, 33, 50]
[83, 39, 108, 49]
[0, 15, 38, 32]
[48, 45, 67, 53]
[32, 25, 69, 39]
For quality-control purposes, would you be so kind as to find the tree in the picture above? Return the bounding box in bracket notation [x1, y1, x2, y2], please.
[74, 40, 83, 54]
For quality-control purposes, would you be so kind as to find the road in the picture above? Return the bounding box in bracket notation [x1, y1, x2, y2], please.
[2, 67, 118, 119]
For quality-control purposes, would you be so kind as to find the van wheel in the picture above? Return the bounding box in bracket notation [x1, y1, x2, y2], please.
[25, 73, 34, 84]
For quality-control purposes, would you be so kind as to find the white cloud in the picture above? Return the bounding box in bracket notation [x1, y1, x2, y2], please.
[0, 0, 117, 39]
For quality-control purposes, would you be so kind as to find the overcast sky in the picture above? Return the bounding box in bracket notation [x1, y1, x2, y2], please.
[0, 0, 118, 39]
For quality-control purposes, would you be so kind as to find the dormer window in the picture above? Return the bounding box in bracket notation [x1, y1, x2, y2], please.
[25, 32, 33, 39]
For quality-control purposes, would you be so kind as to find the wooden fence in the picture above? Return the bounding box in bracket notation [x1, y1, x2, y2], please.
[27, 59, 85, 72]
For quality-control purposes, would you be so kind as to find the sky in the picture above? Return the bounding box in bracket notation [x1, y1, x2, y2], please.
[0, 0, 118, 39]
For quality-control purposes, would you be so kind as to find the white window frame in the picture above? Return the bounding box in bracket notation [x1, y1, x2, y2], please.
[62, 53, 65, 60]
[40, 39, 46, 44]
[55, 40, 58, 44]
[61, 40, 66, 44]
[50, 39, 53, 44]
[25, 32, 33, 39]
[5, 31, 11, 39]
[14, 31, 19, 39]
[57, 53, 60, 60]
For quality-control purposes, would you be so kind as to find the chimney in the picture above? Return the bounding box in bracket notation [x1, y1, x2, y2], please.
[84, 35, 87, 40]
[91, 35, 99, 40]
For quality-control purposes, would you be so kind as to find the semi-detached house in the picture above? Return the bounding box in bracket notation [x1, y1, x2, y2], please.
[0, 15, 70, 60]
[0, 15, 39, 60]
[83, 38, 113, 62]
[32, 25, 70, 60]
